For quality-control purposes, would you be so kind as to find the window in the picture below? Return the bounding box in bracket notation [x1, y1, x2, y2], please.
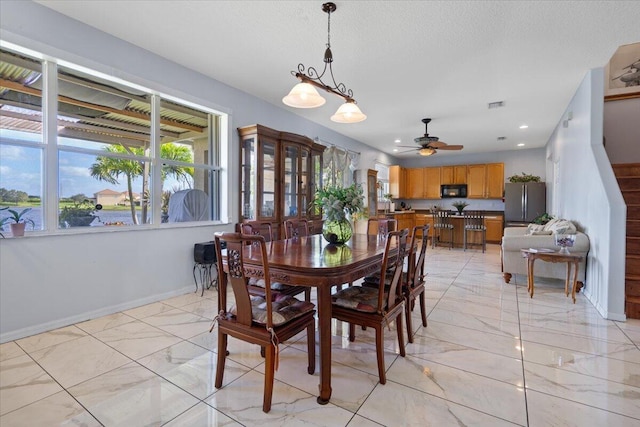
[0, 46, 225, 234]
[0, 50, 44, 231]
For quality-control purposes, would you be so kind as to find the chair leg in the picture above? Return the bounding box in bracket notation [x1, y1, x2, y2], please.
[482, 230, 486, 253]
[396, 310, 406, 358]
[304, 288, 311, 302]
[263, 344, 276, 413]
[405, 296, 414, 344]
[463, 229, 467, 251]
[306, 322, 316, 375]
[215, 332, 228, 388]
[375, 325, 386, 384]
[420, 291, 428, 327]
[449, 229, 453, 249]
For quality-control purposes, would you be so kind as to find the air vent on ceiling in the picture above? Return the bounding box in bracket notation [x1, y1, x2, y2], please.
[488, 101, 505, 109]
[497, 136, 507, 141]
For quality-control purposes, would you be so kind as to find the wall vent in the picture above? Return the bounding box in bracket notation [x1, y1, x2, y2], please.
[488, 101, 505, 109]
[497, 136, 507, 141]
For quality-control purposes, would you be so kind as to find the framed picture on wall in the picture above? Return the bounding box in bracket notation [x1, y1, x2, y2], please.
[604, 42, 640, 101]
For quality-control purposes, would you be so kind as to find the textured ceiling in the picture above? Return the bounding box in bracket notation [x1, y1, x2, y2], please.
[35, 1, 640, 157]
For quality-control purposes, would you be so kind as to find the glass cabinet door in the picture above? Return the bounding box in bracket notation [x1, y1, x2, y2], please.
[283, 143, 299, 218]
[300, 147, 310, 218]
[259, 139, 277, 219]
[241, 136, 256, 220]
[310, 149, 322, 218]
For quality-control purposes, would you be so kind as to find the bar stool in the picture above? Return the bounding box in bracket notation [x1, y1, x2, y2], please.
[463, 210, 486, 252]
[432, 210, 453, 249]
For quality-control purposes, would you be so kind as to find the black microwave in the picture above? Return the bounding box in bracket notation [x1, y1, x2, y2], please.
[441, 184, 467, 198]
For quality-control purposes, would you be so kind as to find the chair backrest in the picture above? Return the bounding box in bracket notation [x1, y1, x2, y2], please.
[284, 219, 309, 239]
[374, 228, 409, 311]
[239, 221, 274, 242]
[215, 232, 274, 327]
[367, 218, 398, 238]
[463, 210, 485, 230]
[432, 210, 452, 228]
[408, 224, 430, 289]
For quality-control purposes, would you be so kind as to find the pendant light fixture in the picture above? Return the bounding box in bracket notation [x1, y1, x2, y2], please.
[282, 2, 366, 123]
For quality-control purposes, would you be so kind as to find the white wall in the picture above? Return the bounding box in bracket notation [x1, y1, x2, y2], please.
[545, 68, 626, 320]
[603, 97, 640, 164]
[0, 1, 394, 342]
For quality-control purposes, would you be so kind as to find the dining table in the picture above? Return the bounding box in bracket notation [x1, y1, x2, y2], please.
[231, 233, 394, 404]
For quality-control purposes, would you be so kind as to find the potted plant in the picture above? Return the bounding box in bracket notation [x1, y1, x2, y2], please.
[507, 172, 541, 183]
[311, 183, 365, 244]
[0, 207, 36, 237]
[59, 200, 100, 227]
[452, 200, 469, 214]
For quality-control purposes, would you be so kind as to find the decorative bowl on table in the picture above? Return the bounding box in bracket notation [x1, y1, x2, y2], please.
[554, 233, 576, 254]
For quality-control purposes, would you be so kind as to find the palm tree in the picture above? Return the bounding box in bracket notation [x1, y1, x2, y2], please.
[90, 143, 193, 224]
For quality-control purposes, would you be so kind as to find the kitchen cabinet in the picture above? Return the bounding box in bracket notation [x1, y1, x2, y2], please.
[485, 216, 504, 243]
[406, 168, 424, 199]
[467, 163, 504, 199]
[239, 124, 324, 239]
[415, 213, 434, 240]
[424, 167, 441, 198]
[389, 165, 406, 199]
[441, 165, 467, 184]
[386, 212, 415, 233]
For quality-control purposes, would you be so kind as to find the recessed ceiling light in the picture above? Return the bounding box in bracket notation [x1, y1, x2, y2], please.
[392, 148, 398, 152]
[519, 125, 528, 129]
[394, 139, 401, 144]
[517, 143, 525, 147]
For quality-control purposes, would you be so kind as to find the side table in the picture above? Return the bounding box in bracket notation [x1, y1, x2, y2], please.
[520, 249, 584, 303]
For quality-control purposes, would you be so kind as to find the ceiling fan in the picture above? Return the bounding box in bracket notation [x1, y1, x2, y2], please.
[398, 118, 464, 156]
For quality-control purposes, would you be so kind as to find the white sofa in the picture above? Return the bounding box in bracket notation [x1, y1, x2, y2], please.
[501, 219, 589, 286]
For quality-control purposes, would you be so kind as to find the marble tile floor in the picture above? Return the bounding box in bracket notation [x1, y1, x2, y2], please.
[1, 245, 639, 426]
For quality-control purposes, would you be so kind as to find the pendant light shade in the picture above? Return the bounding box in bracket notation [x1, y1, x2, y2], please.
[330, 101, 367, 123]
[284, 2, 365, 123]
[419, 147, 436, 156]
[282, 82, 326, 108]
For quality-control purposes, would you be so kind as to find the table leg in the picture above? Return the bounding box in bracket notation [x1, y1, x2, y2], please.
[565, 262, 571, 297]
[571, 261, 579, 304]
[527, 258, 536, 298]
[316, 285, 332, 404]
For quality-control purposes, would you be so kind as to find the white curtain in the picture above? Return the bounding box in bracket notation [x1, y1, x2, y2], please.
[322, 145, 360, 187]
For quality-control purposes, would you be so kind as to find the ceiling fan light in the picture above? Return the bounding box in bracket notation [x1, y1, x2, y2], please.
[419, 147, 436, 156]
[282, 82, 326, 108]
[331, 101, 367, 123]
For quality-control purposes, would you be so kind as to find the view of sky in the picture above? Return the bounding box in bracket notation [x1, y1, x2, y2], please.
[0, 130, 184, 199]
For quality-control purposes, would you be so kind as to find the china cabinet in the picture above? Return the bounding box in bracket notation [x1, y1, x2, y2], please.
[239, 124, 324, 238]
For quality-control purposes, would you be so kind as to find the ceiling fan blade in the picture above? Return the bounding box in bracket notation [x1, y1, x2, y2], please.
[397, 145, 421, 148]
[427, 141, 447, 148]
[436, 145, 464, 150]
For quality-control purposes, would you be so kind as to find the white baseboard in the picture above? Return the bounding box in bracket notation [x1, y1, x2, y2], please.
[0, 286, 193, 343]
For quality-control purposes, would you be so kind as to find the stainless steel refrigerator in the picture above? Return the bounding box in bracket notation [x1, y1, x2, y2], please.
[504, 182, 546, 226]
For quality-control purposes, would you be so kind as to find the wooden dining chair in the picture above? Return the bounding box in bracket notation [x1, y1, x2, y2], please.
[239, 221, 311, 301]
[404, 224, 430, 343]
[362, 224, 429, 343]
[284, 218, 310, 239]
[463, 210, 487, 253]
[432, 210, 453, 249]
[330, 228, 409, 384]
[213, 232, 316, 413]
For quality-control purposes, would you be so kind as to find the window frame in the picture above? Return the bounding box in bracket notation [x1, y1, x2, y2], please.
[0, 43, 228, 235]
